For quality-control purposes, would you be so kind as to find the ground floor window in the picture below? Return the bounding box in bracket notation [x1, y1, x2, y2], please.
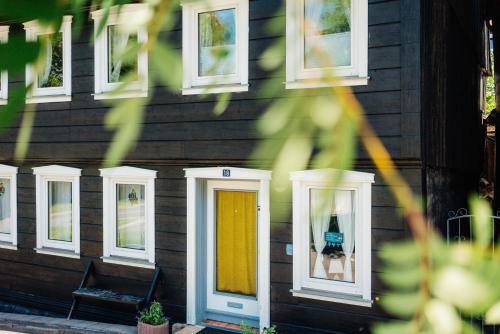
[33, 165, 81, 258]
[291, 169, 373, 306]
[100, 166, 156, 269]
[0, 164, 17, 249]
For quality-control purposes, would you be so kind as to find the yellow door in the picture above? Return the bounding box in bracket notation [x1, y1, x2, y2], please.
[215, 190, 257, 296]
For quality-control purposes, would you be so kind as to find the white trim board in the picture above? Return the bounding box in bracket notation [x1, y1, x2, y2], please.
[184, 167, 271, 332]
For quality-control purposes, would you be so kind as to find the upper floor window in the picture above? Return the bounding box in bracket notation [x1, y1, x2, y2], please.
[91, 4, 149, 100]
[100, 166, 156, 269]
[182, 0, 249, 95]
[24, 16, 72, 103]
[286, 0, 368, 89]
[33, 165, 81, 258]
[0, 164, 18, 250]
[290, 169, 373, 306]
[0, 26, 9, 104]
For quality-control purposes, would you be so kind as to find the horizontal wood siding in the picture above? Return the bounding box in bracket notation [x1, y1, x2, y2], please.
[0, 0, 421, 333]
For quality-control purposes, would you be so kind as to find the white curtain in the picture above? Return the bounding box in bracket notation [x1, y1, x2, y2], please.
[48, 181, 72, 242]
[117, 184, 145, 250]
[335, 190, 355, 282]
[0, 179, 11, 234]
[39, 37, 53, 87]
[310, 189, 333, 279]
[109, 27, 131, 82]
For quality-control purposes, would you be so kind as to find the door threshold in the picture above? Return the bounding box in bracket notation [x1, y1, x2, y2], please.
[202, 319, 256, 333]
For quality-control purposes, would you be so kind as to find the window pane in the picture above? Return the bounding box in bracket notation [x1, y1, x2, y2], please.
[48, 181, 72, 242]
[0, 179, 11, 235]
[38, 32, 64, 88]
[309, 188, 355, 283]
[108, 25, 138, 83]
[198, 9, 236, 77]
[116, 184, 145, 250]
[304, 0, 351, 68]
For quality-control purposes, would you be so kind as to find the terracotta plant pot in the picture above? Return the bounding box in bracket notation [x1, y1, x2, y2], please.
[138, 321, 169, 334]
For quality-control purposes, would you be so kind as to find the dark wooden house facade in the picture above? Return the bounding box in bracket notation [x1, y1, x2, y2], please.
[0, 0, 492, 333]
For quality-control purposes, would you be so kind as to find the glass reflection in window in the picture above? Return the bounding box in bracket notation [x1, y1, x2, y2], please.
[304, 0, 351, 68]
[108, 25, 138, 83]
[0, 179, 11, 235]
[38, 32, 64, 88]
[48, 181, 73, 242]
[309, 188, 355, 283]
[116, 184, 145, 250]
[198, 9, 236, 77]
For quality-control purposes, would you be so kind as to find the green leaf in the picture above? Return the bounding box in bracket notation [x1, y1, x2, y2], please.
[433, 266, 494, 314]
[214, 93, 231, 115]
[0, 86, 28, 131]
[424, 300, 462, 334]
[0, 0, 64, 26]
[485, 301, 500, 324]
[0, 37, 41, 74]
[372, 321, 415, 334]
[380, 292, 422, 318]
[378, 240, 420, 267]
[104, 98, 146, 167]
[378, 265, 422, 290]
[14, 106, 36, 163]
[151, 43, 182, 90]
[469, 196, 493, 248]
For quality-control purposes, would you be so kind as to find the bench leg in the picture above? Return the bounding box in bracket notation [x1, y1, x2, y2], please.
[67, 297, 80, 320]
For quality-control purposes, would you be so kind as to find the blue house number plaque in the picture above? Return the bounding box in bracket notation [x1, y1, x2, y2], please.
[222, 169, 231, 177]
[325, 232, 344, 246]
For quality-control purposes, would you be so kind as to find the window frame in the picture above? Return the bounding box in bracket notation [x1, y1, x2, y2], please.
[182, 0, 249, 95]
[91, 4, 149, 100]
[290, 169, 373, 306]
[0, 26, 9, 104]
[24, 16, 72, 103]
[100, 166, 156, 269]
[286, 0, 368, 89]
[0, 164, 18, 249]
[33, 165, 81, 258]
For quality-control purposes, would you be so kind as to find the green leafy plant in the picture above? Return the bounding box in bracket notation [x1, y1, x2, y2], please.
[138, 301, 166, 326]
[263, 325, 277, 334]
[240, 323, 277, 334]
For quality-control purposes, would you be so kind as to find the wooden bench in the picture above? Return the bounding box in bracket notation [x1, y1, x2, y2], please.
[67, 261, 161, 320]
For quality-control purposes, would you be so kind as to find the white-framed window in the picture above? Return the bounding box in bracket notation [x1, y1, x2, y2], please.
[24, 16, 72, 103]
[100, 166, 156, 269]
[0, 164, 18, 250]
[0, 26, 9, 105]
[33, 165, 81, 258]
[286, 0, 368, 89]
[91, 4, 149, 100]
[290, 169, 373, 307]
[182, 0, 249, 95]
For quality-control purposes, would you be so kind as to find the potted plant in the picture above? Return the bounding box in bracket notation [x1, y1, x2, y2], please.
[138, 301, 169, 334]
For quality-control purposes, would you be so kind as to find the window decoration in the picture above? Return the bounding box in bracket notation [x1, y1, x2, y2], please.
[33, 165, 81, 258]
[286, 0, 368, 89]
[91, 4, 149, 100]
[100, 166, 156, 268]
[0, 26, 9, 104]
[0, 164, 18, 249]
[24, 16, 72, 103]
[290, 169, 373, 306]
[182, 0, 249, 95]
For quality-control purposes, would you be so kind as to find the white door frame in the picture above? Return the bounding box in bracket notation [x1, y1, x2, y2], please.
[185, 167, 271, 332]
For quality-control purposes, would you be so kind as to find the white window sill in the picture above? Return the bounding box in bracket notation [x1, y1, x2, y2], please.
[94, 91, 148, 100]
[34, 247, 80, 259]
[0, 99, 6, 105]
[291, 289, 372, 307]
[182, 84, 249, 96]
[0, 242, 17, 251]
[101, 256, 155, 269]
[285, 77, 369, 90]
[26, 95, 72, 104]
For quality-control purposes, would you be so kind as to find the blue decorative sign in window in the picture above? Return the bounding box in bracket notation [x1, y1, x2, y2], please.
[325, 232, 344, 247]
[222, 169, 231, 177]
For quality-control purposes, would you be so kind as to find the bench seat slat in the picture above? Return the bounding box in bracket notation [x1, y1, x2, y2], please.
[73, 288, 145, 305]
